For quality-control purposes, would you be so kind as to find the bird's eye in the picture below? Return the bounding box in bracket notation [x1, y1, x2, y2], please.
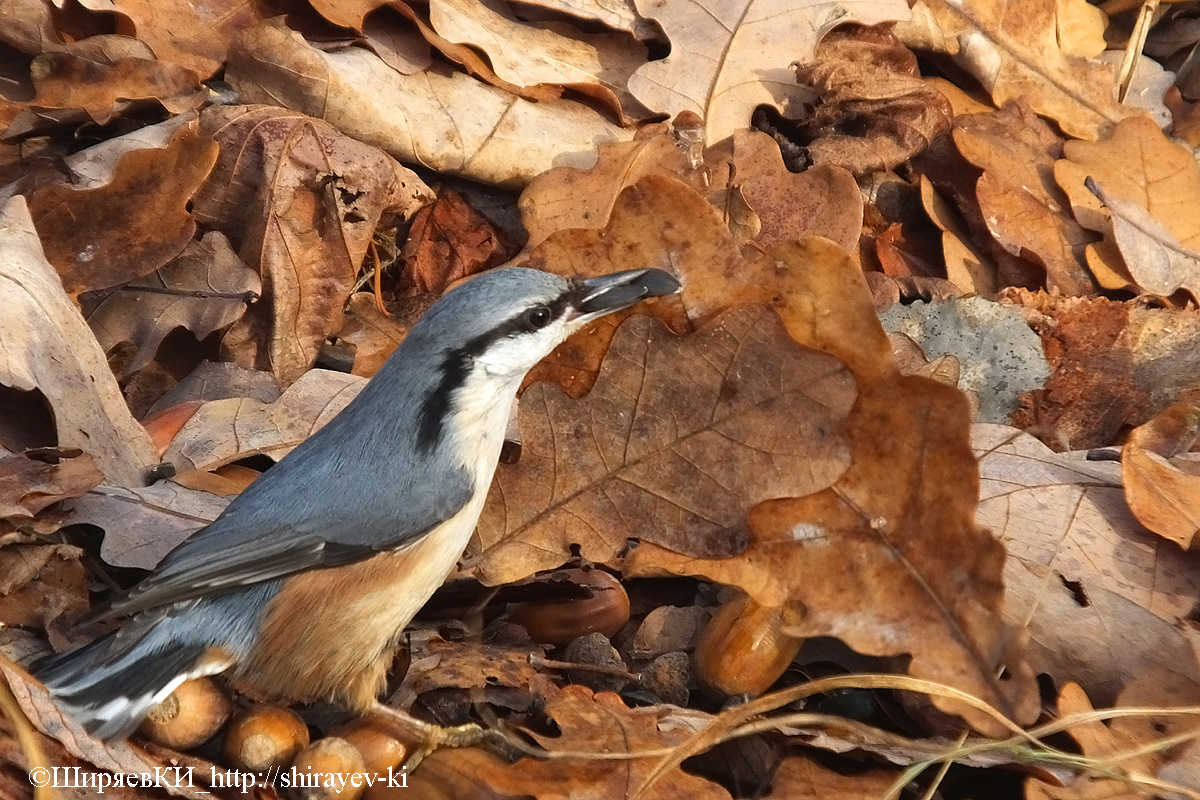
[524, 306, 552, 330]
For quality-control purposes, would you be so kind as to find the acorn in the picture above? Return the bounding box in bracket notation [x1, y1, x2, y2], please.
[223, 704, 310, 772]
[139, 677, 232, 750]
[507, 569, 630, 646]
[332, 719, 409, 775]
[290, 737, 367, 800]
[693, 593, 805, 697]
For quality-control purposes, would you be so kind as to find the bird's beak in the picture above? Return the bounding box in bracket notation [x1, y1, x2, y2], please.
[574, 268, 681, 321]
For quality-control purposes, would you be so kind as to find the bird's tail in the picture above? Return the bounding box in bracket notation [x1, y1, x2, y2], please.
[36, 634, 208, 740]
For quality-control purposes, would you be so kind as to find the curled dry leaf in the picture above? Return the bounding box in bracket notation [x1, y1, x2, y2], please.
[307, 0, 384, 30]
[896, 0, 1139, 141]
[27, 46, 206, 125]
[28, 119, 219, 295]
[0, 196, 159, 488]
[974, 424, 1200, 704]
[1122, 401, 1200, 550]
[791, 25, 952, 175]
[468, 305, 856, 585]
[477, 685, 731, 800]
[628, 378, 1038, 738]
[84, 231, 261, 378]
[191, 104, 432, 386]
[0, 0, 58, 56]
[919, 176, 998, 295]
[429, 0, 646, 115]
[1085, 177, 1200, 302]
[224, 18, 634, 187]
[361, 9, 434, 75]
[0, 450, 103, 525]
[627, 0, 911, 144]
[517, 0, 660, 40]
[402, 187, 515, 295]
[952, 103, 1097, 296]
[162, 369, 366, 473]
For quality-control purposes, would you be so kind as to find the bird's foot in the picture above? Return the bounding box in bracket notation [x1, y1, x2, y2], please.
[367, 702, 501, 769]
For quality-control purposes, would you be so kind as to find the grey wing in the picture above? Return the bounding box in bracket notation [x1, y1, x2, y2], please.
[97, 462, 474, 620]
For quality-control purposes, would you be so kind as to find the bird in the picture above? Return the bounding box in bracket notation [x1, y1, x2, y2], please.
[37, 265, 680, 752]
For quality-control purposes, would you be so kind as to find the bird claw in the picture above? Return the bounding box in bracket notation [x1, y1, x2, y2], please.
[367, 704, 500, 770]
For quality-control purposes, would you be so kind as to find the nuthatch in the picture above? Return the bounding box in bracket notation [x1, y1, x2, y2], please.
[38, 266, 680, 750]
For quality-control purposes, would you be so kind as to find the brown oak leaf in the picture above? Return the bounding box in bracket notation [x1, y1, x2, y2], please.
[467, 304, 856, 585]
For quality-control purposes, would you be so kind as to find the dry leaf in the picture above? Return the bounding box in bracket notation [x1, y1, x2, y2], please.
[1098, 51, 1174, 129]
[1053, 115, 1200, 295]
[519, 131, 693, 251]
[792, 25, 952, 174]
[1, 662, 212, 799]
[628, 377, 1039, 738]
[703, 130, 863, 254]
[225, 18, 635, 187]
[952, 103, 1097, 296]
[919, 176, 998, 295]
[526, 175, 880, 394]
[146, 360, 281, 418]
[101, 0, 270, 78]
[28, 45, 206, 124]
[192, 104, 432, 385]
[83, 232, 260, 378]
[1122, 400, 1200, 550]
[480, 685, 731, 800]
[161, 369, 366, 473]
[0, 541, 88, 647]
[1058, 116, 1200, 241]
[0, 195, 159, 488]
[0, 450, 103, 525]
[0, 0, 59, 56]
[402, 187, 515, 295]
[1088, 178, 1200, 300]
[627, 0, 910, 144]
[974, 424, 1200, 704]
[769, 754, 900, 800]
[336, 292, 434, 378]
[361, 8, 434, 75]
[896, 0, 1141, 140]
[28, 120, 218, 295]
[468, 304, 856, 585]
[67, 480, 230, 570]
[516, 0, 659, 40]
[1026, 675, 1200, 800]
[429, 0, 645, 111]
[1005, 291, 1200, 451]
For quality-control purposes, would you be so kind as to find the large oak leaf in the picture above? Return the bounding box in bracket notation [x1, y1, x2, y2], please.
[467, 304, 856, 585]
[627, 377, 1039, 737]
